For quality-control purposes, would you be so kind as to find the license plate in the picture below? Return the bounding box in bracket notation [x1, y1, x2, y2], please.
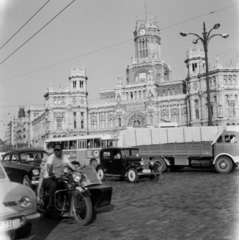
[143, 169, 151, 173]
[0, 220, 15, 230]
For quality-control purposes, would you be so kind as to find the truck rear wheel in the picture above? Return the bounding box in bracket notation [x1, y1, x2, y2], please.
[215, 156, 233, 174]
[152, 158, 167, 173]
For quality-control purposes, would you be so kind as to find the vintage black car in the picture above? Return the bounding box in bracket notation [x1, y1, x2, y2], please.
[96, 147, 161, 183]
[1, 148, 46, 191]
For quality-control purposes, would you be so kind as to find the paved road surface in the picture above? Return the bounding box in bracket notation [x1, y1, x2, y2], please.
[22, 168, 239, 240]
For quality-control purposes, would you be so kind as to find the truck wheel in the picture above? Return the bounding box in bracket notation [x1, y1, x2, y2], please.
[215, 156, 233, 174]
[127, 168, 138, 183]
[153, 158, 167, 173]
[97, 167, 105, 181]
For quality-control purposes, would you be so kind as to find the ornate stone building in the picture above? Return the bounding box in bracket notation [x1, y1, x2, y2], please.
[20, 13, 238, 148]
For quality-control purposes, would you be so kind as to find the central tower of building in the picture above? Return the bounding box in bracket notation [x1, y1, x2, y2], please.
[126, 13, 171, 84]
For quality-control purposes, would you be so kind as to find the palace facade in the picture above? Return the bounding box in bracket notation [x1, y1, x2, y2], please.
[5, 14, 239, 148]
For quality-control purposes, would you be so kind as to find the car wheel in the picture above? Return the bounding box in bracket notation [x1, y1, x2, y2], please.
[97, 167, 105, 181]
[15, 222, 32, 238]
[90, 159, 98, 168]
[215, 156, 233, 174]
[22, 175, 31, 188]
[152, 158, 167, 173]
[127, 168, 138, 183]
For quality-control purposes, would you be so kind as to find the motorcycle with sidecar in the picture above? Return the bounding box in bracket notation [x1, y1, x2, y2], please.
[38, 164, 113, 225]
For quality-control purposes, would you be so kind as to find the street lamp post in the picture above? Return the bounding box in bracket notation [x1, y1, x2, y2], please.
[180, 22, 229, 126]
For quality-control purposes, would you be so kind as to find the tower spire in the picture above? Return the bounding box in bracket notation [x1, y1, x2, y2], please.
[145, 0, 147, 20]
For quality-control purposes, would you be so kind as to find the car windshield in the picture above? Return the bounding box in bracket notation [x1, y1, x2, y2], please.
[121, 149, 139, 157]
[20, 152, 43, 162]
[0, 164, 6, 179]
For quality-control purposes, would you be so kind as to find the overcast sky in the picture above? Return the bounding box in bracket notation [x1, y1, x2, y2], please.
[0, 0, 238, 139]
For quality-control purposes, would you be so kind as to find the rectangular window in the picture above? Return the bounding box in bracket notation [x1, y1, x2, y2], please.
[69, 140, 77, 149]
[102, 151, 110, 160]
[229, 105, 235, 116]
[94, 138, 101, 148]
[57, 120, 62, 130]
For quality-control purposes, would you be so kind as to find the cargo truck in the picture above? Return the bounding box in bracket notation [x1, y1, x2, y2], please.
[117, 126, 239, 174]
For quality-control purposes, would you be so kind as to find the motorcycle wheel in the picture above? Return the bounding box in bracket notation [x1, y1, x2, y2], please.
[72, 190, 93, 226]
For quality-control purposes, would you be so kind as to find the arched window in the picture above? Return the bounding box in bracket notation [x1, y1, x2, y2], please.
[224, 75, 227, 85]
[118, 118, 121, 127]
[228, 75, 232, 85]
[195, 100, 199, 119]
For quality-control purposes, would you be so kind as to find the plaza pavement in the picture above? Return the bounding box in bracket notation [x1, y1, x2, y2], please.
[24, 168, 239, 240]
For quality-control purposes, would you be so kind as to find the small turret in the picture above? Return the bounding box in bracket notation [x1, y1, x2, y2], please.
[185, 45, 205, 77]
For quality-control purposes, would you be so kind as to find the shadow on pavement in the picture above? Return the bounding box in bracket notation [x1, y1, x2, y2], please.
[24, 214, 62, 240]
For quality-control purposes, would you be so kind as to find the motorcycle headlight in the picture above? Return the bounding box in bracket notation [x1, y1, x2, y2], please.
[19, 196, 31, 208]
[32, 169, 39, 176]
[63, 167, 69, 174]
[72, 172, 81, 182]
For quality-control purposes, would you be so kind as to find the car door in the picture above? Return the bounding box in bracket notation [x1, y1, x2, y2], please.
[111, 150, 123, 175]
[101, 150, 111, 173]
[1, 153, 13, 180]
[10, 153, 22, 183]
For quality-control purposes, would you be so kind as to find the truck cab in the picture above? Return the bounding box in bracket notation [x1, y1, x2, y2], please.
[213, 130, 239, 173]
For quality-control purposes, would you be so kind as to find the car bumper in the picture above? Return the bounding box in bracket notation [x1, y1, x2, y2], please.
[138, 168, 161, 176]
[26, 212, 40, 221]
[31, 180, 39, 186]
[0, 212, 26, 232]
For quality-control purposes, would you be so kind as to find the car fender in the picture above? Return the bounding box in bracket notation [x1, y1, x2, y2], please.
[152, 157, 170, 166]
[213, 153, 237, 165]
[96, 164, 105, 172]
[124, 164, 142, 175]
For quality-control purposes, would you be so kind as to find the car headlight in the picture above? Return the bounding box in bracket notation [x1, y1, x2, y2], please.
[72, 172, 81, 182]
[32, 169, 39, 176]
[63, 167, 69, 174]
[19, 196, 31, 208]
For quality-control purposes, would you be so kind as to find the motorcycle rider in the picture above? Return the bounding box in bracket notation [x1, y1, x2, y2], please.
[37, 141, 55, 204]
[43, 143, 77, 209]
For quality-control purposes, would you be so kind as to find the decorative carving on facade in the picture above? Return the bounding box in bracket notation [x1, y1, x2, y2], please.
[193, 82, 198, 90]
[54, 112, 65, 119]
[128, 114, 145, 128]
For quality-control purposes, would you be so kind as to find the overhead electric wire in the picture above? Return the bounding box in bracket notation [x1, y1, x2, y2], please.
[0, 0, 50, 50]
[0, 2, 237, 83]
[160, 3, 238, 31]
[0, 0, 75, 65]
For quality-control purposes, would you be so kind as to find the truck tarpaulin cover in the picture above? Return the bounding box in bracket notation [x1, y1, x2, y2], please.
[119, 126, 225, 147]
